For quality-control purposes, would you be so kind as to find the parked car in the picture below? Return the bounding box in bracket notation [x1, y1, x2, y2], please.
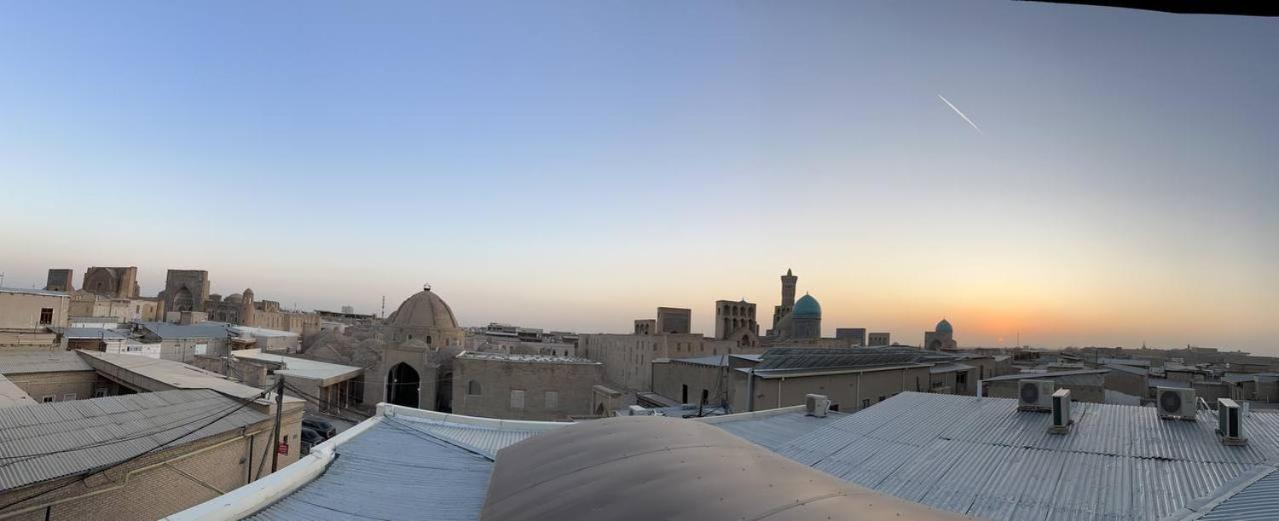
[300, 427, 325, 455]
[303, 418, 337, 439]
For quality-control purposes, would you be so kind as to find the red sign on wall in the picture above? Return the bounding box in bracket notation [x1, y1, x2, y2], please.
[277, 441, 289, 455]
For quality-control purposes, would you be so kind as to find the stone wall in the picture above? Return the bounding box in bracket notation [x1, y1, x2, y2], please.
[731, 366, 932, 412]
[452, 355, 602, 421]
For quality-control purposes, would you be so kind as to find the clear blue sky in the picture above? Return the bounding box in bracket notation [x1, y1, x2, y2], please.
[1, 1, 1275, 351]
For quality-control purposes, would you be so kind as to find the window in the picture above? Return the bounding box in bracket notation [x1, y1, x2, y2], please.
[545, 391, 559, 410]
[862, 399, 870, 409]
[682, 385, 688, 404]
[63, 393, 76, 401]
[879, 395, 886, 402]
[94, 388, 108, 398]
[42, 396, 55, 403]
[467, 380, 482, 396]
[510, 389, 525, 410]
[700, 389, 709, 405]
[39, 308, 53, 325]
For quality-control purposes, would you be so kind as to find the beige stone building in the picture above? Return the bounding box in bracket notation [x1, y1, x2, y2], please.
[299, 285, 467, 414]
[714, 299, 758, 341]
[159, 269, 211, 313]
[203, 289, 320, 337]
[81, 266, 139, 299]
[44, 269, 73, 292]
[981, 369, 1109, 403]
[0, 389, 292, 521]
[655, 307, 692, 334]
[0, 351, 122, 403]
[0, 349, 306, 520]
[68, 291, 161, 322]
[452, 351, 603, 420]
[731, 360, 933, 413]
[0, 287, 69, 330]
[580, 332, 764, 392]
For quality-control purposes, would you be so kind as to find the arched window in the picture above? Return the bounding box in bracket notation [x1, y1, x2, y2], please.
[467, 380, 482, 396]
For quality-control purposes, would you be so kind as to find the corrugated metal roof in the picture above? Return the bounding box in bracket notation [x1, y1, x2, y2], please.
[712, 392, 1279, 521]
[0, 389, 266, 490]
[1150, 378, 1194, 389]
[246, 412, 556, 521]
[0, 287, 69, 298]
[78, 351, 283, 401]
[0, 351, 94, 374]
[377, 414, 549, 459]
[456, 351, 598, 365]
[1106, 363, 1150, 376]
[710, 409, 848, 451]
[60, 328, 129, 340]
[981, 368, 1110, 382]
[669, 355, 728, 367]
[248, 420, 495, 521]
[929, 363, 973, 374]
[136, 321, 234, 340]
[1193, 468, 1279, 521]
[232, 349, 361, 383]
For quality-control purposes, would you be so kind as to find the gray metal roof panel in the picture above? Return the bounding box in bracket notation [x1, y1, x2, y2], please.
[1196, 468, 1279, 521]
[713, 392, 1279, 521]
[248, 420, 496, 521]
[980, 368, 1110, 382]
[0, 389, 267, 490]
[0, 351, 94, 374]
[711, 410, 848, 451]
[136, 321, 234, 340]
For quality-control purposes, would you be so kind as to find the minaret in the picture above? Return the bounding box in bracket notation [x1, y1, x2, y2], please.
[241, 288, 256, 327]
[780, 268, 798, 308]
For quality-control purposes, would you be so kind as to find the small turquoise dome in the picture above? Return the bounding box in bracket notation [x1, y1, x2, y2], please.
[792, 294, 821, 318]
[936, 319, 953, 334]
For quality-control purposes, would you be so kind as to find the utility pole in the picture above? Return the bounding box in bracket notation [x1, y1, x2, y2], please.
[269, 376, 285, 473]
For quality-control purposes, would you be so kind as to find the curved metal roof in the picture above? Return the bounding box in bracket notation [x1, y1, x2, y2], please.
[479, 416, 971, 521]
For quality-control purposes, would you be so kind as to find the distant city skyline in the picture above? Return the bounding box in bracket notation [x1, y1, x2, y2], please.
[1, 2, 1275, 352]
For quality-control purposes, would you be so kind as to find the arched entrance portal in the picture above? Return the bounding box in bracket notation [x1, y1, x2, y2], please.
[386, 363, 420, 408]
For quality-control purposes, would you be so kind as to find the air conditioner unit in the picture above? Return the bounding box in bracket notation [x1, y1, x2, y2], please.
[1157, 387, 1197, 420]
[627, 405, 652, 416]
[1018, 380, 1054, 411]
[805, 394, 831, 418]
[1217, 398, 1247, 445]
[1049, 388, 1072, 434]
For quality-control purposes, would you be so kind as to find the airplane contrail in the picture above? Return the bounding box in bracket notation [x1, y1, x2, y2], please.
[937, 94, 984, 135]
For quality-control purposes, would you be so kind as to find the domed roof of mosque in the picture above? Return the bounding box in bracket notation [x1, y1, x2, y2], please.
[388, 285, 459, 330]
[936, 319, 953, 334]
[792, 294, 821, 318]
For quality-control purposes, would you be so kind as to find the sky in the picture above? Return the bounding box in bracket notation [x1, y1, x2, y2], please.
[0, 1, 1275, 352]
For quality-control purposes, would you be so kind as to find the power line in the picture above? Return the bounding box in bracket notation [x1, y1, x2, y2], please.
[0, 389, 266, 513]
[0, 393, 263, 465]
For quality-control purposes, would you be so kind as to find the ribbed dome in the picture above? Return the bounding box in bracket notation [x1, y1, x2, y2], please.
[792, 294, 821, 318]
[936, 319, 953, 334]
[388, 287, 459, 330]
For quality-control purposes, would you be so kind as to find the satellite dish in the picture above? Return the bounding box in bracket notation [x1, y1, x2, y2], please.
[423, 282, 432, 291]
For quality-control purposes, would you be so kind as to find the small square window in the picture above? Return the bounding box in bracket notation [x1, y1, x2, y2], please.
[63, 393, 76, 401]
[42, 396, 55, 403]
